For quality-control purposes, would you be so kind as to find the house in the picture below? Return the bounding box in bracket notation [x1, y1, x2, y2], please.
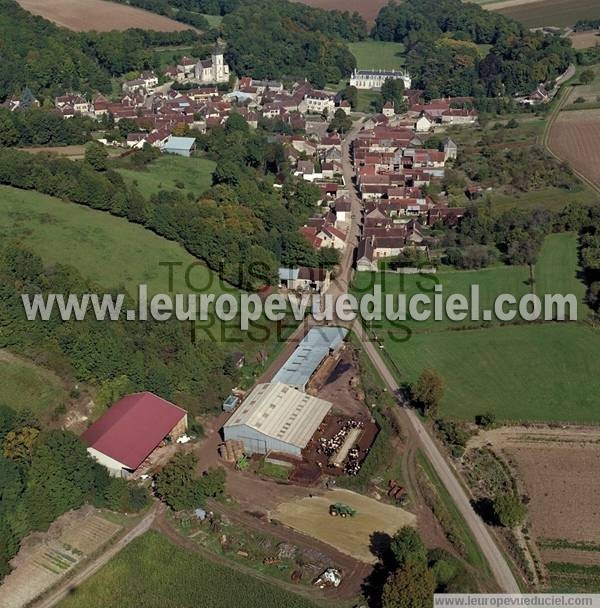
[440, 137, 458, 160]
[356, 236, 376, 272]
[415, 112, 433, 132]
[350, 69, 411, 91]
[299, 91, 336, 115]
[382, 101, 395, 118]
[163, 136, 196, 157]
[334, 196, 352, 226]
[122, 71, 158, 95]
[81, 392, 188, 477]
[278, 266, 330, 292]
[338, 99, 351, 115]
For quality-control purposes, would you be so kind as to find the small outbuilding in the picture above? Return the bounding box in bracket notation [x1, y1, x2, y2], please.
[163, 136, 196, 157]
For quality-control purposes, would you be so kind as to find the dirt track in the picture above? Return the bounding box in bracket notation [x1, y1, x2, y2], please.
[16, 0, 193, 31]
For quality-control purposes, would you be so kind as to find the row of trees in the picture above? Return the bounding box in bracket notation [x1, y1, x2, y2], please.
[109, 0, 211, 29]
[0, 403, 148, 580]
[0, 114, 324, 290]
[372, 0, 574, 99]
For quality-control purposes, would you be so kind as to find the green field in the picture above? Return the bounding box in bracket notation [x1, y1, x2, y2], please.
[387, 323, 600, 423]
[0, 185, 227, 299]
[57, 531, 320, 608]
[0, 353, 67, 412]
[355, 90, 381, 113]
[348, 40, 406, 70]
[358, 233, 600, 422]
[202, 13, 223, 27]
[117, 155, 216, 199]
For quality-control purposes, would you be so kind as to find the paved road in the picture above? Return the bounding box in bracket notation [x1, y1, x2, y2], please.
[31, 504, 161, 608]
[333, 121, 520, 593]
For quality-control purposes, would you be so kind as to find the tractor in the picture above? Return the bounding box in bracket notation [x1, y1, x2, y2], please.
[329, 503, 357, 518]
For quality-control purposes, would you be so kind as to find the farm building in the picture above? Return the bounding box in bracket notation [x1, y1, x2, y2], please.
[163, 136, 196, 157]
[272, 326, 348, 391]
[81, 392, 187, 478]
[223, 382, 332, 456]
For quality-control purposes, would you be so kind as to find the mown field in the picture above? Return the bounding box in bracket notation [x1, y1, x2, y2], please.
[0, 351, 67, 412]
[0, 185, 226, 299]
[15, 0, 192, 31]
[116, 155, 216, 199]
[495, 0, 600, 28]
[57, 531, 321, 608]
[357, 233, 600, 422]
[348, 41, 406, 70]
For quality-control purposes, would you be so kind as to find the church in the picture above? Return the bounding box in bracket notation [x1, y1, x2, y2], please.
[176, 42, 230, 85]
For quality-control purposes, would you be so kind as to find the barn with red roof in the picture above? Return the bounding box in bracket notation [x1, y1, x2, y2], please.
[81, 392, 187, 477]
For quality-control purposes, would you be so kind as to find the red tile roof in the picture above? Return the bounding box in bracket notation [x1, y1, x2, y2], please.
[81, 392, 186, 470]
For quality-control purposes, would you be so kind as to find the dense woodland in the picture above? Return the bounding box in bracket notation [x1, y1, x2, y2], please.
[0, 403, 149, 580]
[372, 0, 574, 99]
[0, 0, 200, 101]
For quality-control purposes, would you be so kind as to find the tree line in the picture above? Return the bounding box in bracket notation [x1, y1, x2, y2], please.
[440, 202, 600, 270]
[109, 0, 212, 29]
[372, 0, 574, 99]
[0, 108, 94, 147]
[0, 403, 149, 581]
[0, 114, 326, 290]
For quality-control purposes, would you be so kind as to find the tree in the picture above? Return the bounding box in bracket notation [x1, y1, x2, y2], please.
[493, 493, 526, 528]
[154, 452, 204, 510]
[2, 427, 40, 465]
[475, 411, 496, 428]
[580, 69, 595, 85]
[381, 77, 407, 113]
[225, 112, 249, 135]
[382, 558, 436, 608]
[340, 84, 358, 109]
[85, 141, 109, 172]
[390, 526, 427, 568]
[328, 108, 352, 133]
[412, 369, 445, 417]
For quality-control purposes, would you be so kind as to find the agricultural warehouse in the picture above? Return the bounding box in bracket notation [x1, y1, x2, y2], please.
[223, 382, 332, 456]
[81, 392, 188, 477]
[272, 326, 348, 391]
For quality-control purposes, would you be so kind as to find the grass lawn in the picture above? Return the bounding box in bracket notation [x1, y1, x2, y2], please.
[0, 186, 227, 299]
[57, 531, 320, 608]
[356, 90, 381, 113]
[116, 155, 216, 199]
[0, 353, 67, 413]
[258, 459, 291, 480]
[348, 40, 405, 70]
[489, 186, 599, 213]
[202, 13, 222, 27]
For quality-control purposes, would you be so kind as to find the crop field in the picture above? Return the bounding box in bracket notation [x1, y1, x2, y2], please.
[569, 31, 600, 50]
[57, 531, 320, 608]
[0, 185, 227, 299]
[468, 427, 600, 591]
[116, 155, 216, 199]
[0, 350, 67, 413]
[494, 0, 600, 28]
[549, 109, 600, 189]
[272, 489, 416, 563]
[293, 0, 389, 25]
[0, 511, 121, 608]
[348, 41, 406, 70]
[15, 0, 193, 31]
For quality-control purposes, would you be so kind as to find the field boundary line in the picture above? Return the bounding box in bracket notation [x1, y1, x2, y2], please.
[543, 86, 600, 197]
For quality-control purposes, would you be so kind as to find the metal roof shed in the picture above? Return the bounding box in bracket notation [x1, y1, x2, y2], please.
[163, 136, 196, 157]
[272, 326, 348, 391]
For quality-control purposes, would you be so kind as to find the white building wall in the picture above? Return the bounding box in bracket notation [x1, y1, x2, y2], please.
[87, 447, 129, 478]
